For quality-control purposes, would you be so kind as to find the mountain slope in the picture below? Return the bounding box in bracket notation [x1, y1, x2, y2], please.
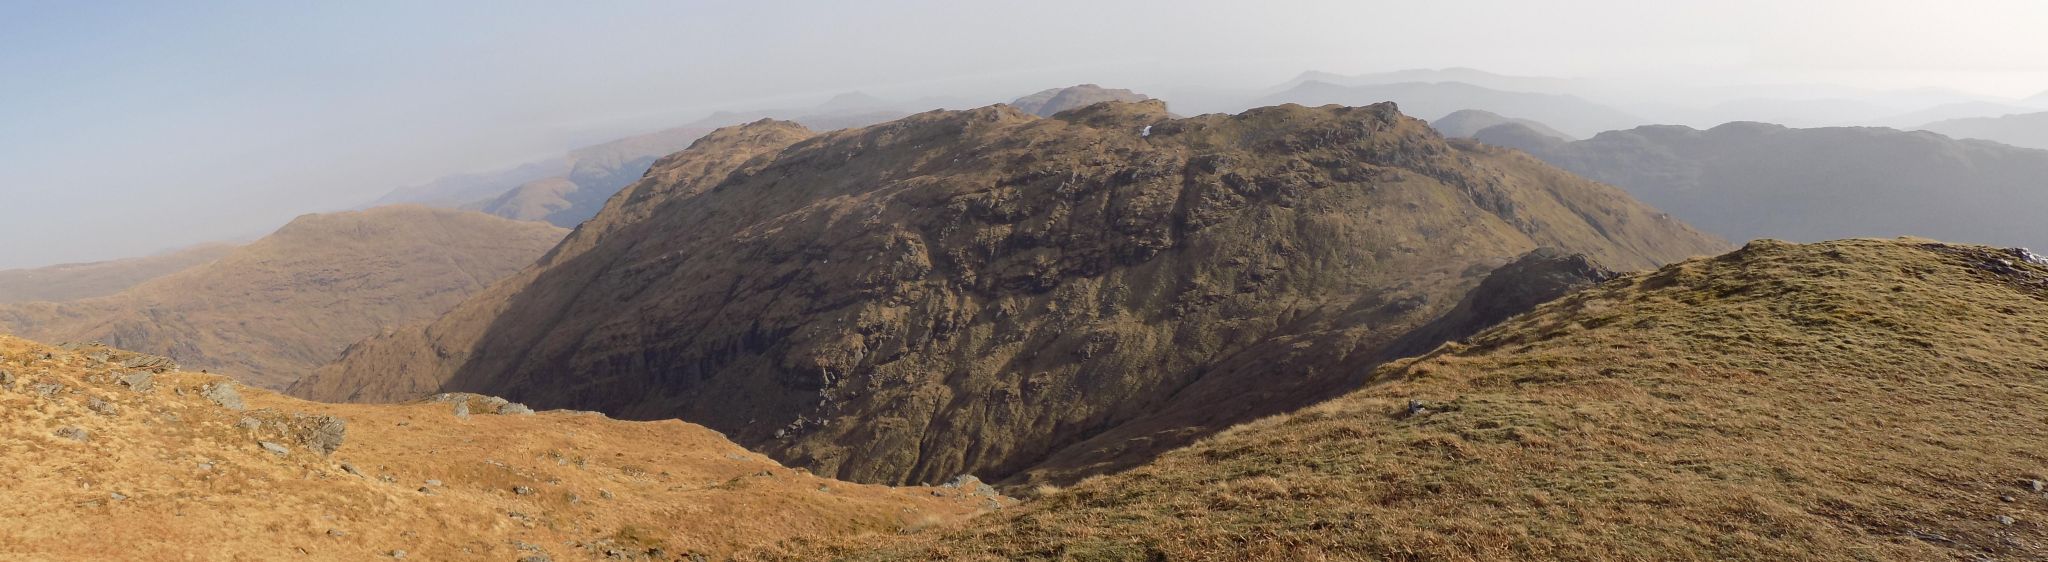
[1430, 109, 1572, 140]
[1476, 121, 2048, 248]
[0, 336, 992, 561]
[299, 102, 1722, 488]
[0, 243, 237, 304]
[825, 238, 2048, 561]
[1257, 81, 1642, 137]
[1009, 85, 1152, 117]
[0, 206, 565, 390]
[1916, 111, 2048, 151]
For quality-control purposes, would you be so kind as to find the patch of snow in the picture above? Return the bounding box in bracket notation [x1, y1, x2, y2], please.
[1139, 125, 1152, 137]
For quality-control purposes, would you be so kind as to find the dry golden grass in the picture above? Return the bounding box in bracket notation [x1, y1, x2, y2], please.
[808, 238, 2048, 561]
[0, 335, 998, 561]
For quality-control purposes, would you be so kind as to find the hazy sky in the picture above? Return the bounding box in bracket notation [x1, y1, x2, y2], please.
[5, 0, 2048, 269]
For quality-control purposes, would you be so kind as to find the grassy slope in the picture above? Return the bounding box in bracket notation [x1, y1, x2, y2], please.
[0, 335, 996, 561]
[816, 238, 2048, 561]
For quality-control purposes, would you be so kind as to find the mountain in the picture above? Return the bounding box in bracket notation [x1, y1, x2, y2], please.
[370, 157, 571, 208]
[1916, 111, 2048, 150]
[822, 238, 2048, 560]
[1872, 101, 2037, 128]
[295, 101, 1723, 488]
[0, 243, 237, 304]
[1008, 84, 1152, 117]
[1256, 80, 1642, 137]
[0, 336, 994, 561]
[471, 125, 718, 227]
[0, 206, 565, 390]
[1274, 68, 1590, 96]
[1429, 109, 1572, 140]
[1475, 121, 2048, 248]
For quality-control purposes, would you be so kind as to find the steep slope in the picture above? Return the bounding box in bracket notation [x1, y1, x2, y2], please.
[0, 336, 992, 561]
[1477, 121, 2048, 248]
[0, 243, 237, 304]
[1917, 111, 2048, 150]
[1430, 109, 1572, 140]
[1009, 85, 1153, 117]
[827, 238, 2048, 561]
[300, 102, 1722, 488]
[0, 206, 565, 390]
[1257, 81, 1642, 137]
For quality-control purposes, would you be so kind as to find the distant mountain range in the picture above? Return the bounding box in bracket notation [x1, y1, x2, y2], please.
[1009, 84, 1152, 117]
[1429, 109, 1572, 141]
[1473, 121, 2048, 249]
[0, 206, 565, 389]
[0, 243, 237, 304]
[1256, 80, 1642, 137]
[1915, 111, 2048, 151]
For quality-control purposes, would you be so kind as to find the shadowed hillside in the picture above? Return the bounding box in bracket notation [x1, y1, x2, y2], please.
[0, 206, 565, 390]
[297, 101, 1722, 489]
[1917, 111, 2048, 151]
[816, 238, 2048, 561]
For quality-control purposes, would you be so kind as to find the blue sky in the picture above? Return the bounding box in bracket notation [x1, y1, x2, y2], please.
[5, 0, 2048, 268]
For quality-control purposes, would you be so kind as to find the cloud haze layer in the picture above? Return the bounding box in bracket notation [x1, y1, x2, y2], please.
[4, 0, 2047, 268]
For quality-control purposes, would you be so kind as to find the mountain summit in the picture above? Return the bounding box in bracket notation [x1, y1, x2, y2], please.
[296, 102, 1722, 487]
[1008, 84, 1152, 116]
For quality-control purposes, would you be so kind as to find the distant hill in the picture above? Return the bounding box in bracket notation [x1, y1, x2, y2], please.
[469, 125, 718, 227]
[1475, 121, 2048, 248]
[821, 238, 2048, 561]
[1429, 109, 1572, 140]
[369, 157, 570, 208]
[0, 243, 237, 304]
[0, 206, 565, 389]
[1916, 111, 2048, 150]
[0, 336, 994, 561]
[295, 102, 1721, 490]
[1256, 80, 1642, 137]
[1274, 68, 1589, 96]
[1008, 84, 1152, 116]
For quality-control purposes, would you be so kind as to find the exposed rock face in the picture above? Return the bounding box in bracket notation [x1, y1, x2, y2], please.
[0, 206, 566, 390]
[1474, 121, 2048, 248]
[300, 102, 1723, 486]
[1009, 85, 1153, 117]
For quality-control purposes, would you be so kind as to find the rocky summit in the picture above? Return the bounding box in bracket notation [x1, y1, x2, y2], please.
[296, 101, 1724, 488]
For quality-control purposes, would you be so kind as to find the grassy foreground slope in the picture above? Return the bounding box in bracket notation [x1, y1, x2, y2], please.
[0, 336, 996, 561]
[818, 238, 2048, 561]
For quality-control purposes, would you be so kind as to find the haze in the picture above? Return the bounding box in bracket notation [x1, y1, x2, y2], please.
[4, 0, 2047, 269]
